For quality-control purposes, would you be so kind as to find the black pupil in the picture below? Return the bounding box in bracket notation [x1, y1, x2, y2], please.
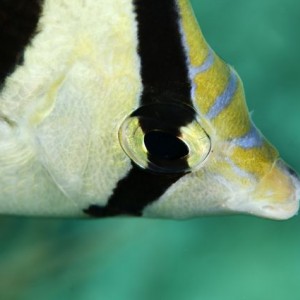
[144, 130, 189, 160]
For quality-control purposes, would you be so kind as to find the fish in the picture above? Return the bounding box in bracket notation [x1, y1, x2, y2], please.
[0, 0, 299, 220]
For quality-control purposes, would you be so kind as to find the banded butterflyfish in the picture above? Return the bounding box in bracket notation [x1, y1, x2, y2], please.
[0, 0, 299, 220]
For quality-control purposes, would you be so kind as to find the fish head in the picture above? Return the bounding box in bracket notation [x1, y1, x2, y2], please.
[119, 98, 300, 220]
[128, 0, 298, 220]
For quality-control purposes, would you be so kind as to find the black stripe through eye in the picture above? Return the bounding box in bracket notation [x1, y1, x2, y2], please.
[84, 0, 194, 218]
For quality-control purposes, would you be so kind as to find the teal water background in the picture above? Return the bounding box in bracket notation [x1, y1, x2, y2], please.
[1, 1, 300, 299]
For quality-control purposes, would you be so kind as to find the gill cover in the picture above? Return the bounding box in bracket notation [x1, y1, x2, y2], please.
[0, 0, 299, 219]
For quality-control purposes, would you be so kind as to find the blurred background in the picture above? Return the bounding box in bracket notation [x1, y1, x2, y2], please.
[1, 0, 299, 299]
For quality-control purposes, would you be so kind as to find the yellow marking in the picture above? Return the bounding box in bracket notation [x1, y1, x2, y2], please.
[230, 141, 278, 178]
[193, 55, 230, 114]
[29, 75, 65, 126]
[177, 0, 209, 67]
[27, 37, 93, 126]
[179, 0, 281, 186]
[211, 75, 251, 139]
[254, 163, 295, 204]
[209, 157, 254, 188]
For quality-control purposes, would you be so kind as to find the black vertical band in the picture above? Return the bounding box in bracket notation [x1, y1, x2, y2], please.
[84, 0, 193, 218]
[84, 167, 183, 217]
[135, 0, 192, 108]
[0, 0, 44, 87]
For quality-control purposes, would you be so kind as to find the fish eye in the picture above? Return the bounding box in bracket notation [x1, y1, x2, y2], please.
[144, 130, 189, 161]
[119, 103, 211, 174]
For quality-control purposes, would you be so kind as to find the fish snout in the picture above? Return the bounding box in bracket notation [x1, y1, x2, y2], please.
[250, 160, 300, 219]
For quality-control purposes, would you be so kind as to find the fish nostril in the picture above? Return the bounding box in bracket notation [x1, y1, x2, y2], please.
[286, 166, 300, 180]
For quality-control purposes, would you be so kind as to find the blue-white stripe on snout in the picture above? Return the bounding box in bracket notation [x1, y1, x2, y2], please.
[232, 125, 263, 148]
[206, 68, 238, 120]
[189, 48, 214, 77]
[189, 49, 215, 103]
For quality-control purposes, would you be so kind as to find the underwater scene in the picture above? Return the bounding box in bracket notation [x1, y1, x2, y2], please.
[1, 0, 300, 299]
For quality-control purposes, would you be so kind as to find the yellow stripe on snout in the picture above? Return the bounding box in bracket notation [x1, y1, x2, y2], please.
[211, 75, 251, 139]
[177, 0, 209, 67]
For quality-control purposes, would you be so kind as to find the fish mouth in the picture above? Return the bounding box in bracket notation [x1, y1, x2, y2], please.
[228, 159, 300, 220]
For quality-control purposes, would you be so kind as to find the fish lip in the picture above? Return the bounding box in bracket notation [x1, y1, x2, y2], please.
[277, 159, 300, 198]
[226, 159, 300, 220]
[253, 199, 299, 220]
[256, 159, 300, 220]
[226, 195, 299, 220]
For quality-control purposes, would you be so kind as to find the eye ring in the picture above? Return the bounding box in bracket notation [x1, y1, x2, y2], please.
[118, 103, 211, 174]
